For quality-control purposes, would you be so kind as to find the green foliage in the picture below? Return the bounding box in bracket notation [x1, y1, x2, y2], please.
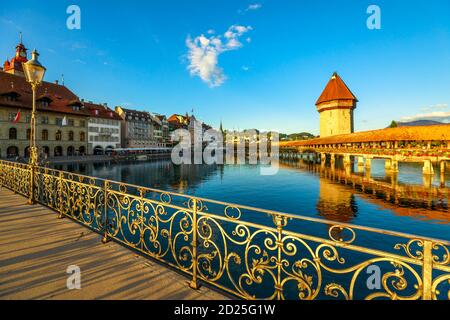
[280, 132, 315, 141]
[389, 120, 398, 128]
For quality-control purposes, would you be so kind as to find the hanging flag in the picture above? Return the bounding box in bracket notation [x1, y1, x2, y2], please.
[12, 110, 21, 123]
[61, 116, 67, 126]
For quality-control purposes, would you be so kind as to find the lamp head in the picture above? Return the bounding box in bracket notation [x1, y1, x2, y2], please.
[23, 49, 46, 85]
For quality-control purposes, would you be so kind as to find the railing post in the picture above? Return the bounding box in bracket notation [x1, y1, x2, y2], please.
[0, 161, 3, 190]
[102, 180, 110, 244]
[422, 240, 433, 300]
[28, 164, 35, 204]
[189, 198, 200, 290]
[274, 214, 286, 300]
[57, 171, 65, 219]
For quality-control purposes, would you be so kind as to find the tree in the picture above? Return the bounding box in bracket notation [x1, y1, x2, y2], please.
[389, 120, 398, 128]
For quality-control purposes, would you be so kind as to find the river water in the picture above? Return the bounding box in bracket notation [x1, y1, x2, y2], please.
[55, 158, 450, 241]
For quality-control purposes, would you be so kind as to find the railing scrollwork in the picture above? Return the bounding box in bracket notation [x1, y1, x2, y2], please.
[0, 159, 449, 300]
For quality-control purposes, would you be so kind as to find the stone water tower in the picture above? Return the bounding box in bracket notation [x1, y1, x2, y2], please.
[316, 72, 358, 137]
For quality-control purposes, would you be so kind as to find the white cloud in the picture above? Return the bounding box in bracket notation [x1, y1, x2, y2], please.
[400, 104, 450, 123]
[420, 103, 448, 113]
[186, 25, 252, 87]
[247, 3, 262, 11]
[238, 3, 263, 14]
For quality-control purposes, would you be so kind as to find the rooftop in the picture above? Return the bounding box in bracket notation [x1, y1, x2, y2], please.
[84, 102, 122, 121]
[0, 71, 91, 117]
[316, 72, 358, 106]
[280, 124, 450, 147]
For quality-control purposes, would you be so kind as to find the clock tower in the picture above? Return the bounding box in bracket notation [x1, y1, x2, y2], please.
[3, 34, 29, 76]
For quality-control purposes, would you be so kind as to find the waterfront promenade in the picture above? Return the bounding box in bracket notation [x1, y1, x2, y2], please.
[0, 188, 225, 300]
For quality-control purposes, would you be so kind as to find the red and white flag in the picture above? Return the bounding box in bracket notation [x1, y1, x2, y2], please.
[12, 110, 21, 123]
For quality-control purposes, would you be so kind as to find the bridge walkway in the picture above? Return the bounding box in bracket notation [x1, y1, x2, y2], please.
[0, 188, 226, 300]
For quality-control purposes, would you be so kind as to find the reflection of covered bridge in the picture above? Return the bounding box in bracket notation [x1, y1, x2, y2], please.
[279, 124, 450, 177]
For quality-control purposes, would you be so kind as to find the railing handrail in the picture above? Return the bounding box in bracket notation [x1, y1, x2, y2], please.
[1, 158, 449, 246]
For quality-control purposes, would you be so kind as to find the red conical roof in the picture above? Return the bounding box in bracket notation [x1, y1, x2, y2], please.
[316, 72, 358, 105]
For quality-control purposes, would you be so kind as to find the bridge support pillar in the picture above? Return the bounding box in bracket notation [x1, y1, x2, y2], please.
[391, 159, 399, 173]
[365, 167, 371, 180]
[423, 174, 433, 189]
[385, 158, 399, 173]
[365, 158, 372, 169]
[357, 156, 364, 167]
[440, 161, 446, 175]
[423, 160, 434, 175]
[343, 154, 351, 166]
[320, 153, 326, 167]
[440, 161, 446, 187]
[390, 171, 398, 189]
[330, 153, 336, 169]
[385, 158, 392, 170]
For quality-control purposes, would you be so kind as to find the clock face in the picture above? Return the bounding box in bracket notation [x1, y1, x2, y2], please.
[19, 51, 27, 58]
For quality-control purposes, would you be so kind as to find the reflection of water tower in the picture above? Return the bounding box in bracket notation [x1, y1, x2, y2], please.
[316, 179, 358, 223]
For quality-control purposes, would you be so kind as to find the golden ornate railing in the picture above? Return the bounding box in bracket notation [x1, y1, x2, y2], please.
[0, 159, 449, 300]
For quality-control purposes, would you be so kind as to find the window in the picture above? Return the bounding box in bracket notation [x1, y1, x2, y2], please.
[56, 130, 62, 141]
[9, 128, 17, 140]
[42, 130, 49, 141]
[68, 131, 74, 141]
[41, 116, 49, 124]
[56, 118, 63, 126]
[26, 114, 31, 123]
[68, 119, 75, 126]
[26, 129, 31, 140]
[79, 120, 86, 127]
[8, 113, 16, 122]
[80, 132, 85, 142]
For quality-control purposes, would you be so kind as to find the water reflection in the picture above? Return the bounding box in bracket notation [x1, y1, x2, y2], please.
[316, 180, 358, 223]
[282, 158, 448, 212]
[57, 160, 221, 195]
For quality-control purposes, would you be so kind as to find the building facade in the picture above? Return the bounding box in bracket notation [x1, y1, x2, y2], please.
[85, 102, 122, 154]
[156, 114, 171, 146]
[316, 72, 358, 138]
[115, 106, 158, 148]
[0, 41, 89, 159]
[168, 113, 213, 146]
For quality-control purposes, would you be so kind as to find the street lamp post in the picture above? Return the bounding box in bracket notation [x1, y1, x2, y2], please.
[22, 49, 46, 204]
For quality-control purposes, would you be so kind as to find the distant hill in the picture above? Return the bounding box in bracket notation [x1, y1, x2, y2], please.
[392, 120, 445, 127]
[280, 132, 316, 141]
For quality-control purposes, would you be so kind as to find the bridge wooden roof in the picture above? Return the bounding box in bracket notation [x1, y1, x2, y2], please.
[280, 125, 450, 147]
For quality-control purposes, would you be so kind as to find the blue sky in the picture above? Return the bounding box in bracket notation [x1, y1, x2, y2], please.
[0, 0, 449, 134]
